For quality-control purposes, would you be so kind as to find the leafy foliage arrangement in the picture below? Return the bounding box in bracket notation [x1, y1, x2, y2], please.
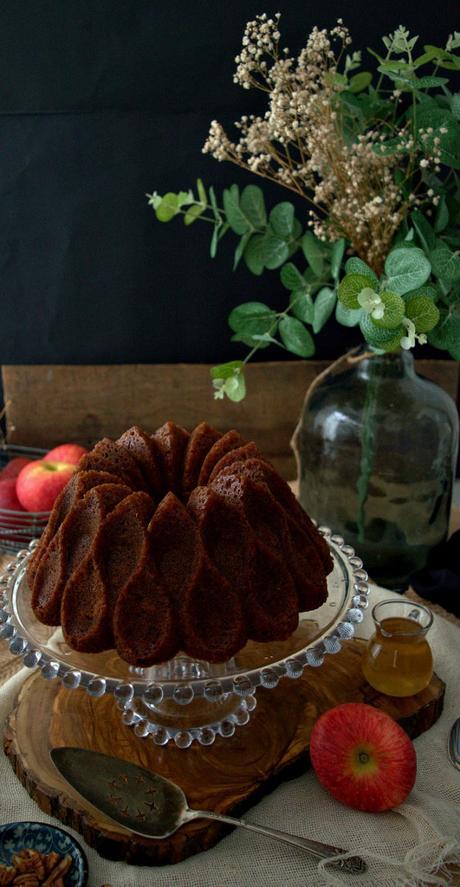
[147, 17, 460, 400]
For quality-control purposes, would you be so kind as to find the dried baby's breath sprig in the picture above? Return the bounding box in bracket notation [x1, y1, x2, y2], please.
[202, 15, 440, 274]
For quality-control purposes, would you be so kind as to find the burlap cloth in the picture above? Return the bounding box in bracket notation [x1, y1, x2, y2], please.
[0, 579, 459, 887]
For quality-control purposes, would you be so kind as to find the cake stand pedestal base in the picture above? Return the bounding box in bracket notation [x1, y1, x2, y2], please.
[3, 639, 445, 866]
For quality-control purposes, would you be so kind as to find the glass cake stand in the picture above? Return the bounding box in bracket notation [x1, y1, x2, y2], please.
[0, 531, 370, 748]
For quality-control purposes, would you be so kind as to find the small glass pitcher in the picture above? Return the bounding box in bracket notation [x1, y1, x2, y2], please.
[362, 599, 433, 697]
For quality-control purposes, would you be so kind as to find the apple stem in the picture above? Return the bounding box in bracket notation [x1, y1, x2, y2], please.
[358, 751, 369, 764]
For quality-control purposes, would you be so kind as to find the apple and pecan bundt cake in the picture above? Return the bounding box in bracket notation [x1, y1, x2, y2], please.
[27, 422, 333, 666]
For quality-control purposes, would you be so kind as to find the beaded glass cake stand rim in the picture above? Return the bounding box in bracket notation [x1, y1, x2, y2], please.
[0, 530, 370, 748]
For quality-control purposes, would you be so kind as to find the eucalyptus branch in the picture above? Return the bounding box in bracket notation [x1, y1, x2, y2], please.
[148, 16, 460, 401]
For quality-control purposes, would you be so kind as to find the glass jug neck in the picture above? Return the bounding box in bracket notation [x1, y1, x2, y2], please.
[355, 349, 415, 382]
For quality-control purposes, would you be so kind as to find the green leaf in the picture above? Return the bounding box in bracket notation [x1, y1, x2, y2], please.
[231, 331, 271, 350]
[211, 360, 244, 381]
[177, 190, 195, 207]
[428, 310, 460, 353]
[444, 231, 460, 250]
[331, 239, 346, 280]
[430, 246, 460, 282]
[434, 196, 449, 233]
[451, 93, 460, 121]
[278, 316, 315, 357]
[262, 233, 289, 269]
[292, 218, 303, 241]
[418, 75, 449, 88]
[377, 68, 417, 90]
[209, 186, 222, 223]
[421, 45, 460, 70]
[253, 332, 280, 345]
[244, 234, 265, 276]
[155, 192, 179, 222]
[338, 273, 375, 309]
[360, 313, 404, 349]
[384, 247, 431, 295]
[446, 32, 460, 51]
[413, 47, 444, 67]
[184, 203, 204, 226]
[280, 262, 305, 291]
[372, 291, 405, 330]
[335, 302, 362, 327]
[333, 72, 347, 86]
[223, 187, 250, 235]
[403, 283, 440, 302]
[405, 295, 440, 332]
[313, 288, 336, 333]
[225, 372, 246, 401]
[228, 302, 276, 336]
[240, 185, 267, 229]
[196, 178, 207, 205]
[210, 224, 219, 258]
[233, 232, 251, 271]
[344, 257, 379, 288]
[411, 210, 436, 253]
[290, 290, 314, 324]
[301, 232, 324, 276]
[269, 203, 295, 238]
[349, 71, 372, 93]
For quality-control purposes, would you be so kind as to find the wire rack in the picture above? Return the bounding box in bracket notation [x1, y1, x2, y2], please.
[0, 445, 49, 554]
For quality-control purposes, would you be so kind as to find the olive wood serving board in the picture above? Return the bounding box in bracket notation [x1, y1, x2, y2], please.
[3, 639, 445, 866]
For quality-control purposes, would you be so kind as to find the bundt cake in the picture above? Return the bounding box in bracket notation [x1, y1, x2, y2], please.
[27, 422, 333, 666]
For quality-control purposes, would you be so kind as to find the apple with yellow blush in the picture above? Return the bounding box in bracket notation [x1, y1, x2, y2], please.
[16, 460, 77, 512]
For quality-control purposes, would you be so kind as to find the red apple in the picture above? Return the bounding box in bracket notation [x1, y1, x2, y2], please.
[0, 479, 26, 512]
[16, 460, 76, 512]
[310, 703, 416, 812]
[0, 457, 32, 480]
[43, 443, 87, 465]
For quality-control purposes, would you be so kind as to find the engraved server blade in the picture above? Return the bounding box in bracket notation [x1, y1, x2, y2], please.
[51, 747, 367, 874]
[51, 747, 187, 838]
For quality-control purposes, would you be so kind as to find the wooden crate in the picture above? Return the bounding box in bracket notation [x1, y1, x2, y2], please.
[2, 361, 459, 478]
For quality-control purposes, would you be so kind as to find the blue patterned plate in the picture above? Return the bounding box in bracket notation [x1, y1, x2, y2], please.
[0, 821, 88, 886]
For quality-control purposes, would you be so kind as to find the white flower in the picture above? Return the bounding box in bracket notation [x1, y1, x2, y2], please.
[358, 287, 384, 318]
[400, 319, 427, 349]
[401, 318, 416, 349]
[212, 379, 225, 399]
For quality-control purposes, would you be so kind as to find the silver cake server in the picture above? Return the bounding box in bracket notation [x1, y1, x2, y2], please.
[51, 747, 367, 874]
[448, 717, 460, 770]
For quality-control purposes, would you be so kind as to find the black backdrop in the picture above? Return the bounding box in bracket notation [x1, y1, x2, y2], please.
[0, 0, 456, 365]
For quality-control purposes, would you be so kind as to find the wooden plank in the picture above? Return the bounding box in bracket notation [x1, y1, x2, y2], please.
[2, 361, 459, 479]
